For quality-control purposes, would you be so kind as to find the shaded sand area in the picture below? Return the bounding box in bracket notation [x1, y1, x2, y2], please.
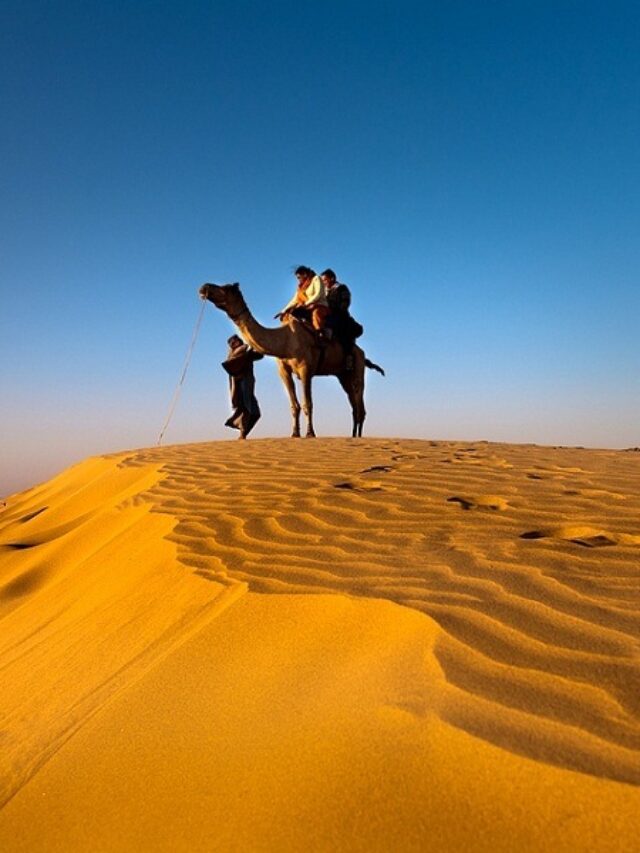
[1, 438, 639, 850]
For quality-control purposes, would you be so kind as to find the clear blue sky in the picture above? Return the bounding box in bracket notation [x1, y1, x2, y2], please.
[2, 0, 639, 495]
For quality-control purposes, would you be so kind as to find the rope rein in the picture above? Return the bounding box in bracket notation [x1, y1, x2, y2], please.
[156, 297, 208, 445]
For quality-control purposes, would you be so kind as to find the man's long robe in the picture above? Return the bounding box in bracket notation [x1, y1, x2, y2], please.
[221, 345, 263, 437]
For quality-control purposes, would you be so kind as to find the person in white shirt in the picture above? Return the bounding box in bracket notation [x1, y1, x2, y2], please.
[276, 265, 330, 335]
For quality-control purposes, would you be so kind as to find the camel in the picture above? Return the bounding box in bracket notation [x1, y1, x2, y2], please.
[199, 283, 384, 438]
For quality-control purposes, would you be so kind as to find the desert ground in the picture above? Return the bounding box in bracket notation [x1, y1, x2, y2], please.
[0, 437, 639, 851]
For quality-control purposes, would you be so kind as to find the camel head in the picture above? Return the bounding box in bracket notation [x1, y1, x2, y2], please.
[199, 282, 249, 320]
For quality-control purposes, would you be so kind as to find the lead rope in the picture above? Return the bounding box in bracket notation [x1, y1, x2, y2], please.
[157, 297, 208, 445]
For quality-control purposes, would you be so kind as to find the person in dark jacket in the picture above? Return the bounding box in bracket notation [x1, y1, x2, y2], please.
[320, 269, 363, 370]
[221, 335, 263, 439]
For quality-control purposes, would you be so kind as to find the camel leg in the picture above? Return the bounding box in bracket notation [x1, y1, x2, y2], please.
[339, 352, 367, 437]
[300, 370, 316, 438]
[355, 360, 366, 437]
[277, 360, 301, 438]
[338, 374, 360, 437]
[356, 380, 366, 437]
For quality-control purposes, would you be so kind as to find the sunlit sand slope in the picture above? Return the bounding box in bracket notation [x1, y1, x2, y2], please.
[1, 438, 639, 850]
[0, 455, 244, 807]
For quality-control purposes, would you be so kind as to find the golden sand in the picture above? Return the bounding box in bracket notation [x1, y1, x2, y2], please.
[0, 438, 639, 850]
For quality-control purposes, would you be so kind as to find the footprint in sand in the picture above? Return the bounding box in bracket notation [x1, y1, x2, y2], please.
[443, 454, 483, 465]
[334, 480, 384, 492]
[526, 467, 566, 480]
[562, 488, 627, 500]
[443, 454, 511, 469]
[447, 495, 509, 511]
[390, 453, 426, 462]
[520, 525, 640, 548]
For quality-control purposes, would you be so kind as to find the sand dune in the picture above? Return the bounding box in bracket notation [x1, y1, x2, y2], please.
[0, 438, 639, 850]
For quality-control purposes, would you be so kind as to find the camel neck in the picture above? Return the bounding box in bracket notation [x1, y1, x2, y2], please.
[234, 312, 293, 360]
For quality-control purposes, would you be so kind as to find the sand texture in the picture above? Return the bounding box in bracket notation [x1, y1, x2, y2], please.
[1, 438, 639, 850]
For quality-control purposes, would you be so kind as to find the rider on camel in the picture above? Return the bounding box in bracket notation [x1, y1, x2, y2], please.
[321, 268, 362, 371]
[275, 266, 330, 340]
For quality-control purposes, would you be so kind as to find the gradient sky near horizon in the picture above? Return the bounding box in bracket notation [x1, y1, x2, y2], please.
[2, 0, 639, 496]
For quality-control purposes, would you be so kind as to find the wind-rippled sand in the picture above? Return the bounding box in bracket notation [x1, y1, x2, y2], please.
[1, 438, 639, 850]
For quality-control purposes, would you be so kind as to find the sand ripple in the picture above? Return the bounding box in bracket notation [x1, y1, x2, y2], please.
[128, 438, 640, 785]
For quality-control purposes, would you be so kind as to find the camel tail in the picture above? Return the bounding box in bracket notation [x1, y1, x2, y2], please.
[365, 358, 385, 376]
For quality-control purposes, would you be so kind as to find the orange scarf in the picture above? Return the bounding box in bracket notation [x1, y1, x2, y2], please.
[295, 278, 310, 304]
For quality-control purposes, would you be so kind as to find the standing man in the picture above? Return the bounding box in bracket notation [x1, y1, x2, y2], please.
[221, 335, 263, 439]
